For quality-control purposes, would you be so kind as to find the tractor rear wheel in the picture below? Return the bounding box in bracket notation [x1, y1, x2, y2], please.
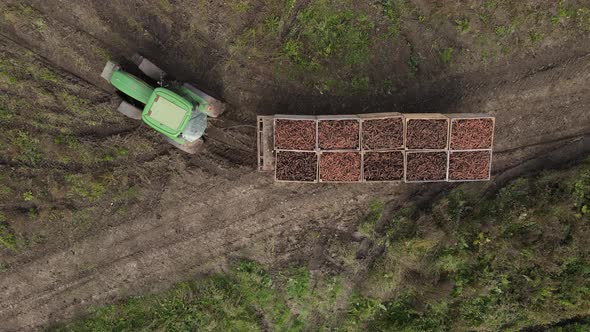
[117, 101, 142, 120]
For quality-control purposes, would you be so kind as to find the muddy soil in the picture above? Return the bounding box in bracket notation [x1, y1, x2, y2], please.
[0, 0, 590, 330]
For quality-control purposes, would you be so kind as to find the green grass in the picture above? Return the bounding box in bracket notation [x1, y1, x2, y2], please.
[281, 0, 376, 94]
[441, 47, 454, 65]
[0, 108, 13, 124]
[65, 174, 107, 201]
[357, 200, 384, 239]
[407, 53, 419, 75]
[0, 213, 17, 252]
[495, 25, 515, 37]
[375, 0, 404, 36]
[22, 191, 34, 201]
[455, 18, 470, 33]
[284, 0, 374, 69]
[9, 130, 42, 165]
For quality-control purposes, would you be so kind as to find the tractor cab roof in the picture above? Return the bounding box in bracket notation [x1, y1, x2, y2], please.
[142, 88, 192, 137]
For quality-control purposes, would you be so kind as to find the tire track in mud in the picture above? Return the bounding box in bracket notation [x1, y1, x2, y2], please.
[0, 174, 387, 331]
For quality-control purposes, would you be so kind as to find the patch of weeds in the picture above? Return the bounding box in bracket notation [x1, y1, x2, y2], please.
[0, 184, 13, 200]
[35, 68, 59, 83]
[284, 0, 375, 68]
[483, 0, 497, 10]
[369, 291, 419, 330]
[0, 213, 17, 252]
[551, 0, 577, 25]
[455, 18, 470, 33]
[0, 108, 13, 125]
[65, 174, 107, 201]
[22, 191, 34, 201]
[126, 17, 146, 34]
[407, 53, 419, 75]
[342, 293, 382, 329]
[285, 0, 296, 16]
[157, 0, 173, 14]
[481, 49, 496, 65]
[573, 169, 590, 217]
[28, 207, 38, 219]
[357, 200, 384, 238]
[349, 76, 370, 94]
[495, 25, 514, 37]
[32, 18, 47, 32]
[285, 267, 310, 301]
[92, 46, 112, 62]
[54, 135, 80, 148]
[380, 79, 396, 95]
[3, 4, 46, 33]
[102, 147, 127, 162]
[111, 186, 139, 211]
[577, 7, 590, 31]
[229, 0, 251, 13]
[59, 91, 91, 115]
[529, 30, 544, 44]
[375, 0, 404, 36]
[441, 47, 454, 65]
[9, 130, 42, 165]
[0, 263, 8, 272]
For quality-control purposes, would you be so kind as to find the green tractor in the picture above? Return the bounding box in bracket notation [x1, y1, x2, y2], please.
[100, 54, 225, 154]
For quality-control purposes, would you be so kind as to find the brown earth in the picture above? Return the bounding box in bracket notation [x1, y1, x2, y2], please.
[0, 0, 590, 330]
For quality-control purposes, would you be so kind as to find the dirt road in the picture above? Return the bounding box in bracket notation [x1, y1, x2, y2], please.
[0, 0, 590, 330]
